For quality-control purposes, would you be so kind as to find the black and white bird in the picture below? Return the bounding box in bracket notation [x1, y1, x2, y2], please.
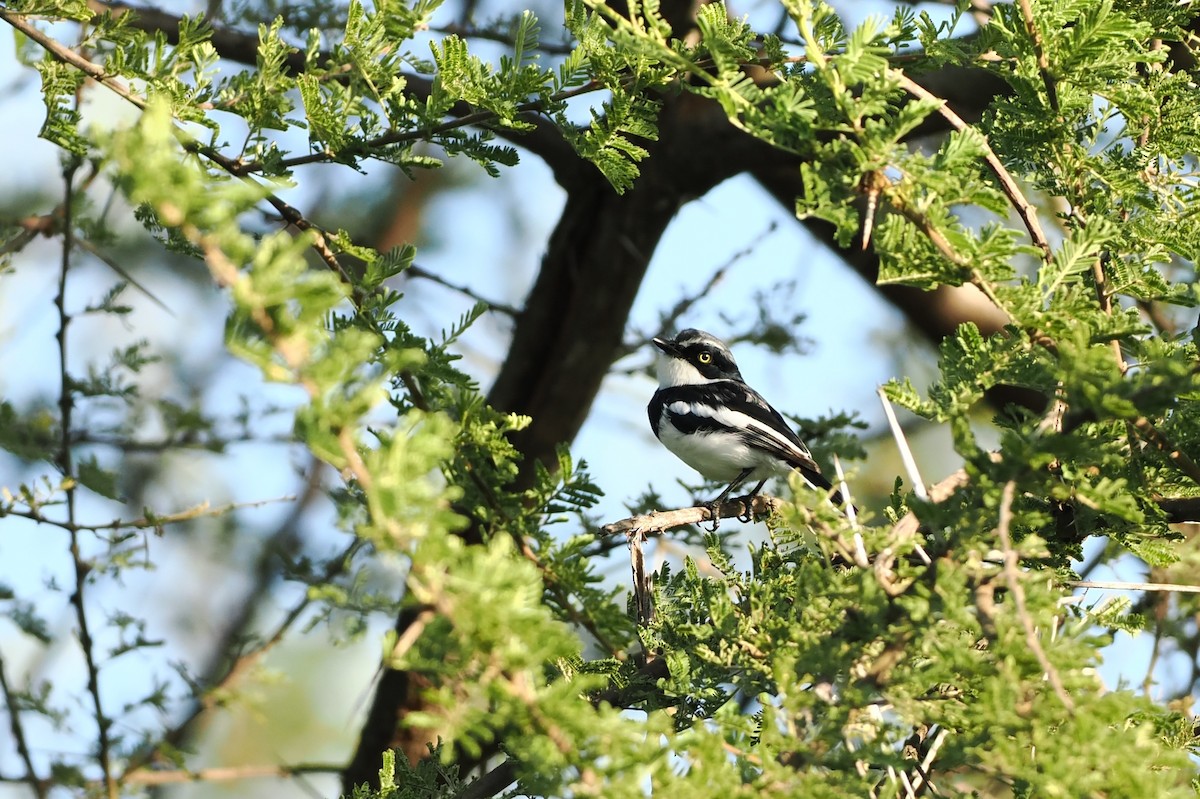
[647, 329, 843, 522]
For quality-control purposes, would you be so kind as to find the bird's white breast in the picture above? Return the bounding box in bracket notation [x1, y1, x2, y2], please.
[654, 403, 785, 483]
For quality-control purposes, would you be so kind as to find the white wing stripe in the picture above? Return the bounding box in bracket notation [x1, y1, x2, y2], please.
[671, 402, 809, 460]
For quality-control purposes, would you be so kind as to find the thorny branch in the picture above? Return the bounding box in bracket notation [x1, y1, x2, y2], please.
[0, 654, 45, 799]
[57, 161, 118, 799]
[0, 8, 350, 281]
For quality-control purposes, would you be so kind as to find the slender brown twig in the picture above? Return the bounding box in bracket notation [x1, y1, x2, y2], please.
[0, 654, 46, 799]
[407, 264, 520, 317]
[1015, 0, 1059, 114]
[616, 223, 782, 363]
[1090, 257, 1127, 371]
[3, 496, 295, 534]
[57, 162, 117, 799]
[996, 481, 1074, 710]
[0, 9, 146, 109]
[887, 201, 1023, 332]
[894, 72, 1052, 262]
[123, 762, 341, 785]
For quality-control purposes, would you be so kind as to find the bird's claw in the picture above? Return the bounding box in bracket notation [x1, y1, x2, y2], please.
[737, 498, 754, 524]
[706, 501, 721, 532]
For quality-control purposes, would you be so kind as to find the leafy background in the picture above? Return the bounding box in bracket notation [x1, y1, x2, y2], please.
[2, 0, 1200, 796]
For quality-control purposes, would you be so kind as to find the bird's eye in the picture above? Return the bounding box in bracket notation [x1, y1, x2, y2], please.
[697, 352, 712, 364]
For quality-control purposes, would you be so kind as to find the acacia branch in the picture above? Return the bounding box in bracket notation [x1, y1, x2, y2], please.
[1016, 0, 1060, 114]
[894, 72, 1052, 262]
[0, 8, 350, 280]
[0, 8, 145, 108]
[56, 162, 118, 799]
[599, 494, 783, 537]
[229, 83, 601, 177]
[85, 0, 585, 179]
[0, 655, 45, 799]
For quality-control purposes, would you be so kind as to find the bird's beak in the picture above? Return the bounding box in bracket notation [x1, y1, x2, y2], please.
[651, 337, 678, 356]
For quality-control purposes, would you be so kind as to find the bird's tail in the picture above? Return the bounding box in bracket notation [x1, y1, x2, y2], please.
[795, 464, 846, 508]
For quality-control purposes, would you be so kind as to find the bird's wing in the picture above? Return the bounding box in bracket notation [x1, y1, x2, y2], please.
[710, 381, 830, 484]
[658, 382, 827, 483]
[654, 382, 844, 503]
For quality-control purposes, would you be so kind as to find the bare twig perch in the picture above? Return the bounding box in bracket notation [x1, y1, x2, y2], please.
[601, 494, 782, 537]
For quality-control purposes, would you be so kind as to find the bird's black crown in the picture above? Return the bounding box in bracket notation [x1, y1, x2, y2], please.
[653, 328, 744, 382]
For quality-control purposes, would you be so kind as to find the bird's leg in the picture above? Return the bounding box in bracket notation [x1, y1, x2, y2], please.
[738, 479, 768, 523]
[707, 468, 753, 532]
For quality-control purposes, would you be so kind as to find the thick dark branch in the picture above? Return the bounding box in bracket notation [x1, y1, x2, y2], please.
[343, 73, 784, 796]
[457, 761, 519, 799]
[1155, 496, 1200, 524]
[486, 104, 781, 476]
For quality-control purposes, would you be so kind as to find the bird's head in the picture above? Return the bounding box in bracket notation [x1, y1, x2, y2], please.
[651, 328, 745, 386]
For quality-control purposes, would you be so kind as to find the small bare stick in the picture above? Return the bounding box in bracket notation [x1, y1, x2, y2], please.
[878, 387, 928, 499]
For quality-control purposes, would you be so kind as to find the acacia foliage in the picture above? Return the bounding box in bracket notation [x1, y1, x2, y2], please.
[1, 0, 1200, 796]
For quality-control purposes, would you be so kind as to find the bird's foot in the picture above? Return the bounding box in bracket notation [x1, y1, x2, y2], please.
[737, 497, 754, 524]
[705, 500, 721, 532]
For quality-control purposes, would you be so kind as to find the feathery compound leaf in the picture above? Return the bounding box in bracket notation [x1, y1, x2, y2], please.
[1039, 225, 1112, 299]
[564, 91, 660, 192]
